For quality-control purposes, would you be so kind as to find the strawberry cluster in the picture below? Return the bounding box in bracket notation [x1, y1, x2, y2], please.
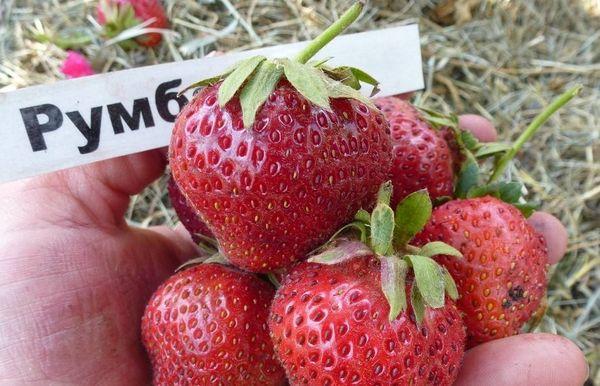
[140, 2, 579, 385]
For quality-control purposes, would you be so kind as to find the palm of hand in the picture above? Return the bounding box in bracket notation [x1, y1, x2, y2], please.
[0, 149, 587, 385]
[0, 151, 195, 385]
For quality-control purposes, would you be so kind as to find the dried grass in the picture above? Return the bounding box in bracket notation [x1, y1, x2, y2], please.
[1, 0, 599, 383]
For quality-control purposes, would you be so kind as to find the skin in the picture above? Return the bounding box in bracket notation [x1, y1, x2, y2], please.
[0, 118, 587, 385]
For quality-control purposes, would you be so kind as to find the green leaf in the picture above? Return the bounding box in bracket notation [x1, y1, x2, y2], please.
[441, 266, 459, 300]
[280, 59, 331, 109]
[178, 75, 225, 96]
[308, 239, 372, 265]
[405, 255, 445, 308]
[380, 256, 408, 321]
[203, 253, 230, 265]
[513, 202, 539, 218]
[354, 209, 370, 223]
[322, 77, 377, 109]
[322, 66, 360, 89]
[417, 107, 459, 130]
[394, 189, 432, 246]
[239, 61, 283, 128]
[459, 130, 481, 151]
[266, 272, 281, 288]
[419, 241, 462, 258]
[466, 181, 523, 204]
[454, 157, 480, 198]
[321, 66, 380, 95]
[315, 221, 369, 254]
[349, 67, 379, 88]
[370, 204, 395, 255]
[410, 285, 425, 325]
[218, 55, 266, 107]
[309, 57, 333, 68]
[377, 181, 393, 207]
[474, 142, 512, 158]
[499, 181, 523, 203]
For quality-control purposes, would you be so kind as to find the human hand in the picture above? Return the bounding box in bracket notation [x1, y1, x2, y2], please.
[0, 150, 198, 384]
[0, 117, 587, 385]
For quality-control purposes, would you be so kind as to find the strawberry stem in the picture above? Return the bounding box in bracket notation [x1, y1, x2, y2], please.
[489, 85, 582, 183]
[294, 1, 364, 64]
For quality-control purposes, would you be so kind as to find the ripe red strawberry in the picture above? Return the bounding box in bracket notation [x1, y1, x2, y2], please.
[269, 255, 466, 386]
[414, 196, 548, 347]
[141, 263, 286, 385]
[167, 175, 213, 242]
[170, 3, 391, 272]
[269, 184, 466, 385]
[171, 82, 390, 272]
[97, 0, 168, 47]
[374, 97, 454, 206]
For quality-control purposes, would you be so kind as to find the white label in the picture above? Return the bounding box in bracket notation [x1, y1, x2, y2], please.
[0, 25, 423, 183]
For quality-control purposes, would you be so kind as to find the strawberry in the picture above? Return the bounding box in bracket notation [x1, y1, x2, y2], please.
[167, 175, 213, 242]
[170, 3, 391, 272]
[374, 97, 454, 206]
[416, 86, 585, 347]
[141, 263, 286, 385]
[414, 196, 548, 347]
[97, 0, 168, 47]
[269, 185, 466, 386]
[270, 256, 465, 386]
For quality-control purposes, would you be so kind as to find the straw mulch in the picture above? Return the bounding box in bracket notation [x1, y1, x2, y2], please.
[1, 0, 599, 383]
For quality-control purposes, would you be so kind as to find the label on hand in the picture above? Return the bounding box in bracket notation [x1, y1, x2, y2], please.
[0, 25, 423, 183]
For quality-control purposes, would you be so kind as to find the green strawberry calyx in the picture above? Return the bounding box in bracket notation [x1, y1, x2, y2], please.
[180, 1, 380, 128]
[309, 182, 462, 325]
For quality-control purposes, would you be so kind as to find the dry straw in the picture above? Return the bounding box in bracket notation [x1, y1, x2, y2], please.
[1, 0, 598, 383]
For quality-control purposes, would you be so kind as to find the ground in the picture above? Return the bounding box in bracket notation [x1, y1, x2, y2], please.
[1, 0, 598, 384]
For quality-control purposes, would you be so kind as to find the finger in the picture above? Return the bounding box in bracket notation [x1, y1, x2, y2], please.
[528, 212, 569, 264]
[456, 333, 588, 386]
[59, 149, 167, 221]
[458, 114, 498, 142]
[149, 224, 200, 264]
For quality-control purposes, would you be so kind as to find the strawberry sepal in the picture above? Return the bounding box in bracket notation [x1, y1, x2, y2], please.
[180, 2, 378, 128]
[312, 182, 463, 323]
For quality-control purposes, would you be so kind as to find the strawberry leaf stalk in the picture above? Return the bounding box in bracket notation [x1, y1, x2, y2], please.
[452, 85, 582, 215]
[170, 1, 392, 272]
